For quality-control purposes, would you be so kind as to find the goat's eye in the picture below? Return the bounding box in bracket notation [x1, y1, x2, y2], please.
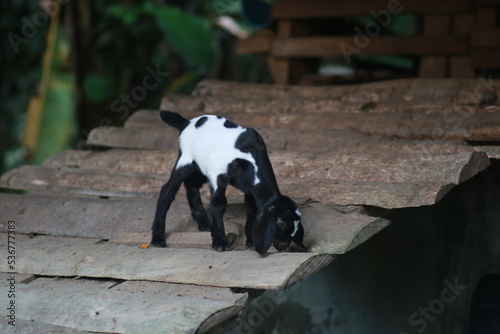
[277, 220, 286, 229]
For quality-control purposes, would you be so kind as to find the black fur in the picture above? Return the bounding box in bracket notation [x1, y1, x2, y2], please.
[195, 116, 208, 128]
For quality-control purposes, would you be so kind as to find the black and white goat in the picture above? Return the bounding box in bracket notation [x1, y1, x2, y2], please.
[150, 110, 305, 255]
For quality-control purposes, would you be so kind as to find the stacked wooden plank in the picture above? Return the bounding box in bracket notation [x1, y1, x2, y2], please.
[237, 0, 500, 83]
[1, 78, 500, 333]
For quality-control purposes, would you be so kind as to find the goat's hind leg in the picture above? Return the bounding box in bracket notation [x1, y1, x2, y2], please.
[184, 169, 211, 232]
[151, 164, 192, 247]
[210, 175, 230, 251]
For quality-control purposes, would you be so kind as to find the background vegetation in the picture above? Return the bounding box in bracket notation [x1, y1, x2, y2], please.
[1, 0, 271, 175]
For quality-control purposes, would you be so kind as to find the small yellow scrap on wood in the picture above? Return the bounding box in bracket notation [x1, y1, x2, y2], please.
[140, 243, 150, 249]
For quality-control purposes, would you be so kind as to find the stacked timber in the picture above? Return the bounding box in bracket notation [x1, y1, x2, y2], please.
[1, 78, 500, 333]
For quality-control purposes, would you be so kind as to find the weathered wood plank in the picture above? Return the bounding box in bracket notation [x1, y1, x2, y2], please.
[1, 319, 89, 334]
[2, 149, 496, 208]
[155, 96, 500, 118]
[87, 126, 177, 150]
[271, 0, 471, 18]
[0, 193, 239, 240]
[0, 165, 462, 207]
[84, 121, 500, 156]
[3, 274, 247, 334]
[192, 79, 500, 105]
[126, 109, 500, 141]
[0, 193, 382, 253]
[44, 149, 496, 185]
[0, 234, 334, 290]
[271, 36, 470, 58]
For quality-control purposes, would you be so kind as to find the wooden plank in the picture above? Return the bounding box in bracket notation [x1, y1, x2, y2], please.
[6, 274, 247, 333]
[43, 149, 495, 186]
[126, 110, 500, 141]
[0, 165, 165, 197]
[156, 96, 500, 119]
[0, 193, 382, 253]
[1, 319, 89, 334]
[0, 193, 230, 240]
[475, 7, 497, 28]
[86, 125, 495, 152]
[452, 14, 475, 34]
[0, 165, 470, 207]
[471, 49, 500, 68]
[0, 234, 334, 289]
[87, 126, 178, 150]
[271, 0, 472, 18]
[471, 28, 500, 47]
[191, 79, 500, 105]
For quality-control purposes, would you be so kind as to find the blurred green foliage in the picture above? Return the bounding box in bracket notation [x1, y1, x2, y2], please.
[1, 0, 271, 176]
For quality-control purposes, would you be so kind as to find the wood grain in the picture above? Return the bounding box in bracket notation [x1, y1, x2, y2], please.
[191, 79, 500, 105]
[2, 274, 246, 334]
[0, 193, 384, 253]
[1, 234, 334, 290]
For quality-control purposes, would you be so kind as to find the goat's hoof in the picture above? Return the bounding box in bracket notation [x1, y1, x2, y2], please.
[245, 240, 254, 249]
[150, 238, 166, 248]
[212, 238, 229, 252]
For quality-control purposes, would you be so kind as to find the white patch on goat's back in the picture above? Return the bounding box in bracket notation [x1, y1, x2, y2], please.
[176, 115, 260, 189]
[291, 220, 300, 237]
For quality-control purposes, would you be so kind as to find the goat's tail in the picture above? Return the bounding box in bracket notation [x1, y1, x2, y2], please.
[160, 110, 189, 131]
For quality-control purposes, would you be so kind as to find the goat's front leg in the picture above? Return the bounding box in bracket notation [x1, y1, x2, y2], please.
[210, 175, 229, 251]
[151, 165, 191, 247]
[244, 193, 257, 248]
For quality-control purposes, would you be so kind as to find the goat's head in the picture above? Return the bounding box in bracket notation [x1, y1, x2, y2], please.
[253, 196, 305, 255]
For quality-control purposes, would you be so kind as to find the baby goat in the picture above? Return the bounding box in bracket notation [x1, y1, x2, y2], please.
[150, 110, 305, 255]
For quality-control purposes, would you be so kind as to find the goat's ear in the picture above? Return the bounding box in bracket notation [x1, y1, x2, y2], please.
[253, 205, 277, 255]
[292, 224, 306, 250]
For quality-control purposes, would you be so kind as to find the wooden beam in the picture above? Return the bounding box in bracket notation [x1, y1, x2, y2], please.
[1, 234, 334, 289]
[271, 35, 470, 57]
[471, 49, 500, 68]
[450, 56, 476, 78]
[268, 20, 293, 84]
[471, 28, 500, 47]
[236, 29, 273, 55]
[419, 14, 450, 78]
[271, 0, 472, 18]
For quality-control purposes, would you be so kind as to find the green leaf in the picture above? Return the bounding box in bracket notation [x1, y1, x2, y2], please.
[83, 73, 114, 102]
[150, 5, 217, 70]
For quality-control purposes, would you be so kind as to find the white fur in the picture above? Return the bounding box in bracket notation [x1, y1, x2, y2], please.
[176, 115, 260, 190]
[291, 209, 301, 236]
